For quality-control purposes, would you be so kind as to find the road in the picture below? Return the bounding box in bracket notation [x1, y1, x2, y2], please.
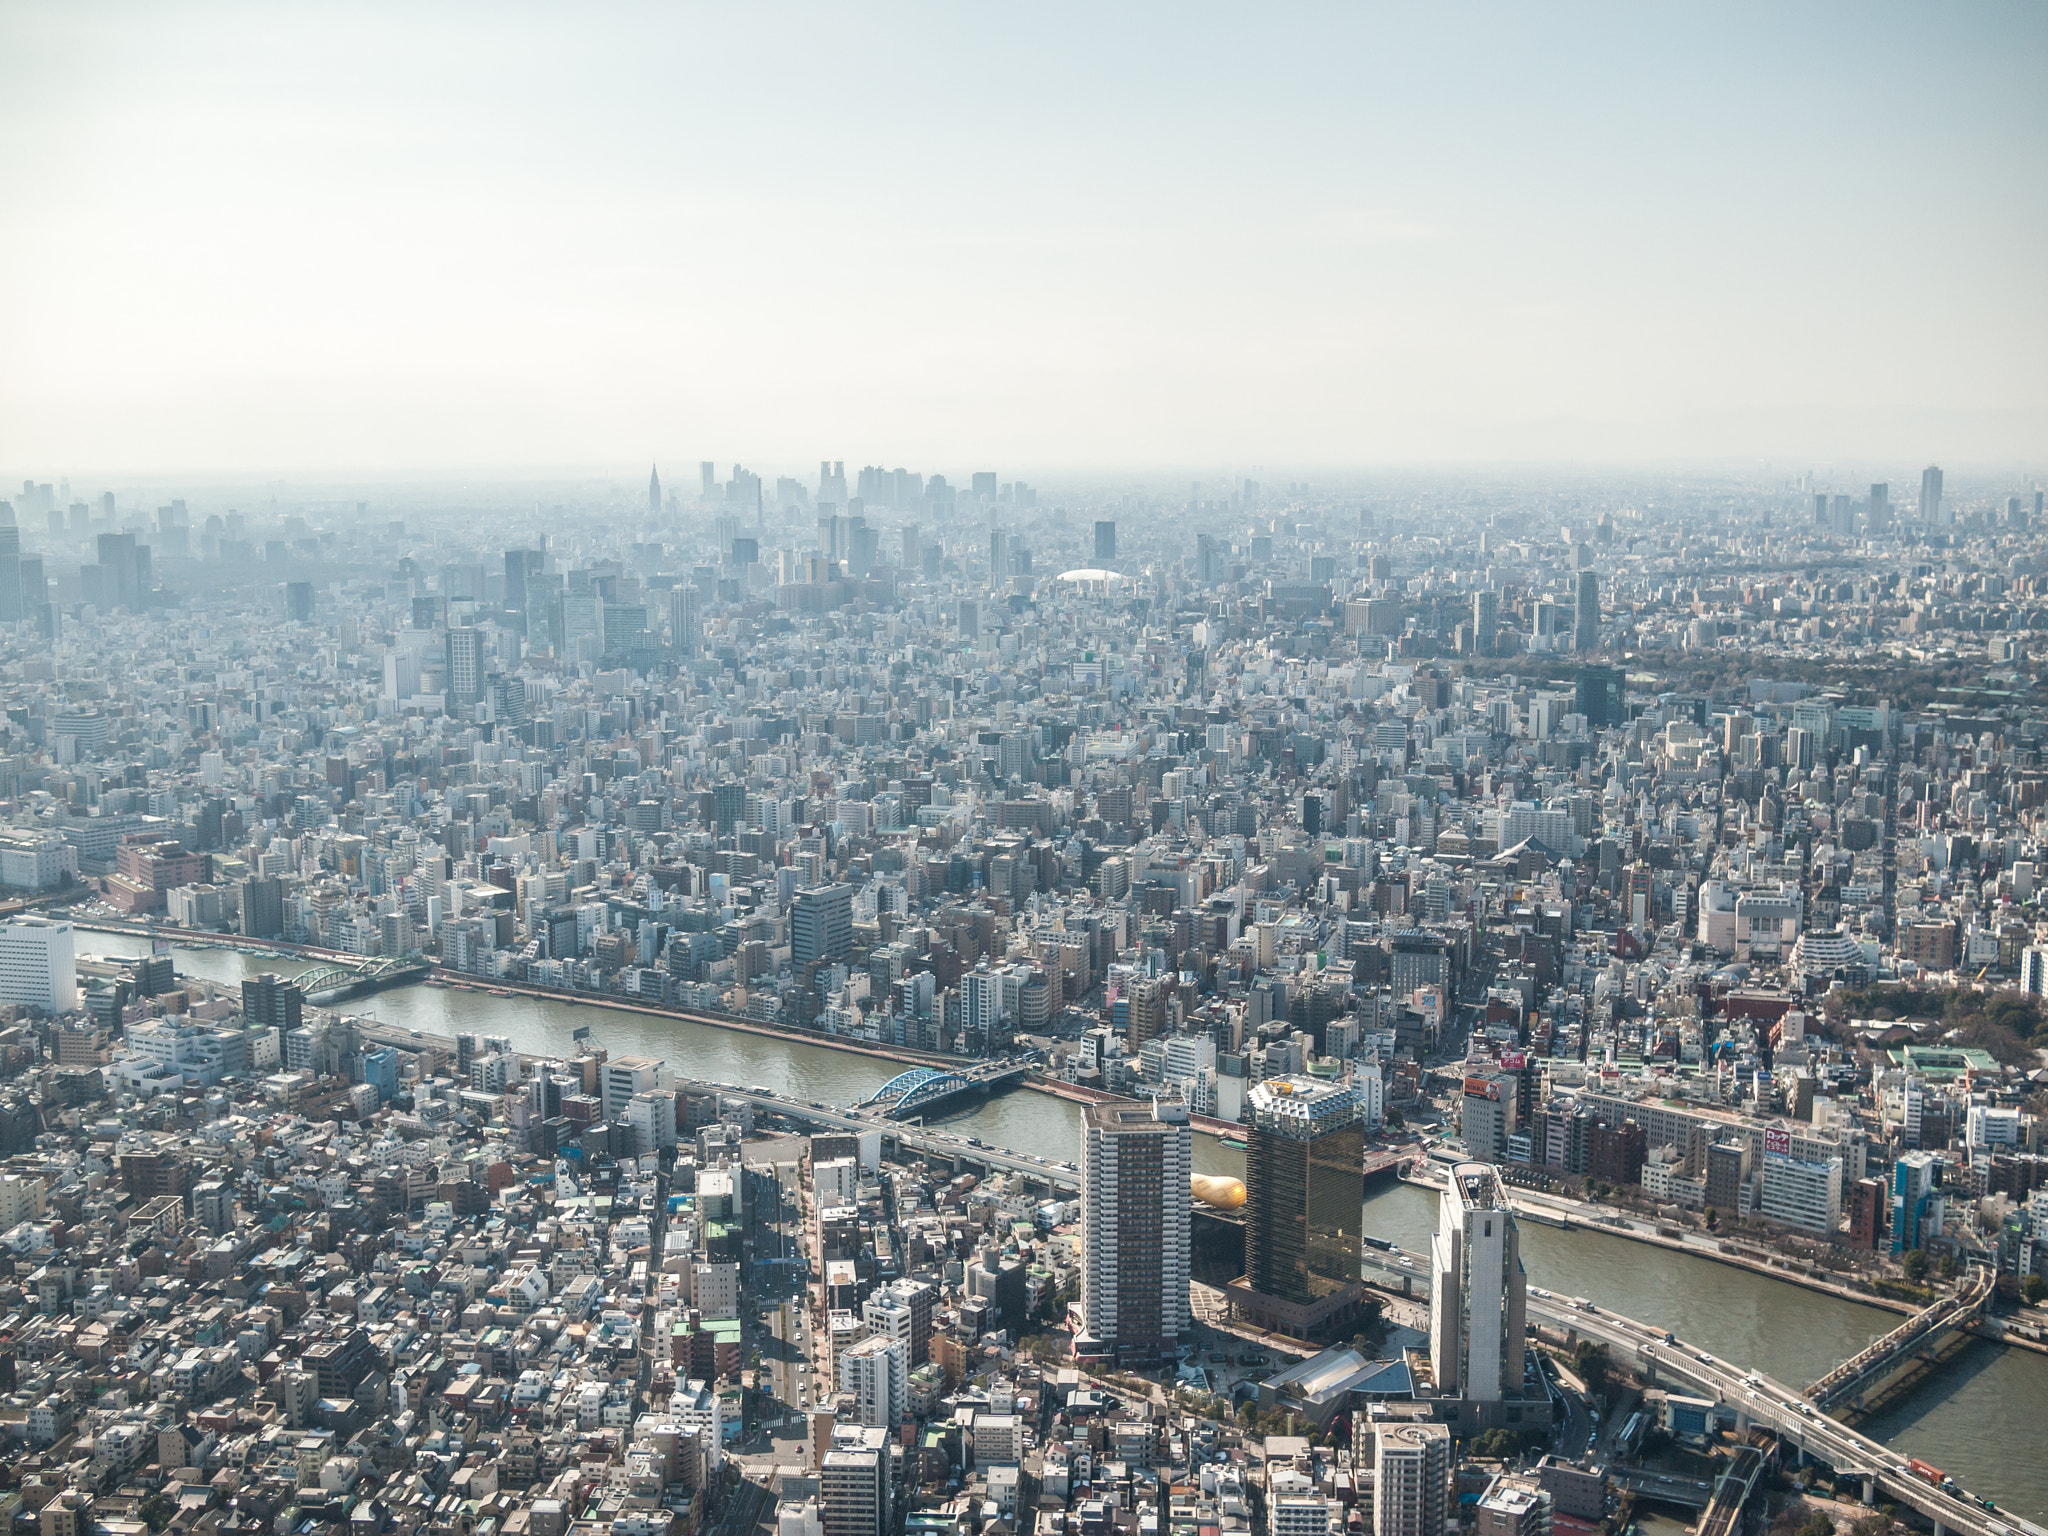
[1357, 1244, 2044, 1536]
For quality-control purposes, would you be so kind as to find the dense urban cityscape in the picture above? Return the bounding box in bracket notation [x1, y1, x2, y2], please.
[0, 462, 2043, 1536]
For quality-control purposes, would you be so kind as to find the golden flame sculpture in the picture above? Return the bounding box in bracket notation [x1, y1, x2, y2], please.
[1190, 1173, 1247, 1209]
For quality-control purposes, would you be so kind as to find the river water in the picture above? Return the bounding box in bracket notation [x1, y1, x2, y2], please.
[102, 937, 2048, 1520]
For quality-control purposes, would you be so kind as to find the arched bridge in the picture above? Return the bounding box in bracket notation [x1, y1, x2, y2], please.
[293, 955, 428, 999]
[853, 1059, 1028, 1118]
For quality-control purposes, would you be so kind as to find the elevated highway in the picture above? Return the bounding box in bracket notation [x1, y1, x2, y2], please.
[1357, 1245, 2042, 1536]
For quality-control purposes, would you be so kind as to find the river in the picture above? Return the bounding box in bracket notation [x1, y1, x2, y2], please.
[98, 936, 2048, 1520]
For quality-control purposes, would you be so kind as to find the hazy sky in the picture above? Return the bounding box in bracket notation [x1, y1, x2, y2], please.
[2, 3, 2044, 478]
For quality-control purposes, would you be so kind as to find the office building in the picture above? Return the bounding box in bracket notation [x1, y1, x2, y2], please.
[1372, 1421, 1451, 1536]
[1076, 1094, 1190, 1360]
[0, 917, 77, 1012]
[1869, 482, 1889, 529]
[242, 973, 304, 1036]
[240, 876, 285, 939]
[1429, 1163, 1527, 1406]
[1892, 1150, 1943, 1253]
[1705, 1140, 1751, 1215]
[445, 625, 485, 703]
[1921, 464, 1944, 525]
[1094, 520, 1117, 563]
[648, 464, 661, 513]
[793, 884, 854, 966]
[1231, 1076, 1367, 1339]
[1757, 1152, 1843, 1235]
[1460, 1072, 1517, 1161]
[1574, 665, 1623, 731]
[603, 1055, 663, 1124]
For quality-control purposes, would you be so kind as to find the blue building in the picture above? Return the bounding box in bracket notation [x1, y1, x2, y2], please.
[1891, 1150, 1943, 1253]
[359, 1046, 401, 1104]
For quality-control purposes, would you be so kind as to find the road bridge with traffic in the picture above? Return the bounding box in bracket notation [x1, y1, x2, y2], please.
[852, 1060, 1029, 1118]
[692, 1080, 1082, 1190]
[1356, 1245, 2042, 1536]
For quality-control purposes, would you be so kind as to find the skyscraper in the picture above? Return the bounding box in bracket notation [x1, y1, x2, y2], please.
[1471, 590, 1498, 658]
[1077, 1094, 1191, 1360]
[1094, 519, 1117, 563]
[792, 883, 854, 966]
[667, 583, 700, 658]
[1428, 1163, 1527, 1404]
[1231, 1077, 1367, 1339]
[1573, 570, 1598, 650]
[648, 463, 661, 512]
[1921, 464, 1944, 525]
[1869, 483, 1889, 529]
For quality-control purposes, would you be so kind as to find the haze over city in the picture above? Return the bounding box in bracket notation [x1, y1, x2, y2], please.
[3, 13, 2048, 1536]
[3, 2, 2044, 477]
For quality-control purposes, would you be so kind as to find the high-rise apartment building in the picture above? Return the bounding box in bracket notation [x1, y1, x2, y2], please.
[820, 1446, 888, 1536]
[1373, 1422, 1451, 1536]
[1076, 1095, 1190, 1360]
[1232, 1076, 1367, 1338]
[793, 884, 853, 966]
[838, 1334, 907, 1427]
[1428, 1163, 1527, 1404]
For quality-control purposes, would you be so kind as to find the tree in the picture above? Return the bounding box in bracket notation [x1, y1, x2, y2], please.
[1571, 1340, 1610, 1403]
[1901, 1250, 1929, 1283]
[2022, 1274, 2045, 1306]
[1799, 1512, 1836, 1536]
[1386, 1109, 1406, 1131]
[1705, 1207, 1719, 1231]
[1472, 1429, 1523, 1460]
